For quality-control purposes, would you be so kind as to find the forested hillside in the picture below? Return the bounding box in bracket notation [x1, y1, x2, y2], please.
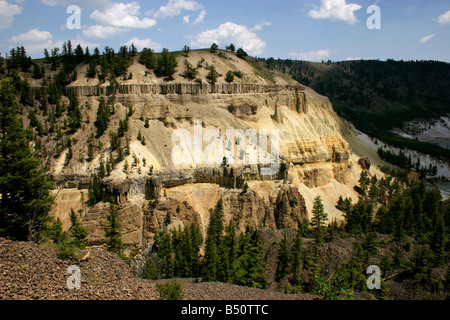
[262, 59, 448, 131]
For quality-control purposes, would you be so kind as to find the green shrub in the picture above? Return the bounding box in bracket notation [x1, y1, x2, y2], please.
[156, 280, 184, 300]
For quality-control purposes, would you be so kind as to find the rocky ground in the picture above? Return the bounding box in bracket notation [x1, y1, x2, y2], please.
[0, 238, 315, 300]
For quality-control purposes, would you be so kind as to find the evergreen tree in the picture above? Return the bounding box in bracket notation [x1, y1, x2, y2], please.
[152, 226, 174, 278]
[187, 224, 203, 277]
[183, 45, 190, 57]
[231, 228, 268, 289]
[88, 173, 102, 206]
[69, 209, 88, 249]
[182, 60, 198, 80]
[0, 78, 53, 241]
[290, 222, 303, 285]
[359, 170, 370, 195]
[368, 175, 379, 200]
[210, 43, 219, 53]
[207, 65, 218, 84]
[139, 48, 156, 69]
[86, 59, 97, 78]
[203, 199, 224, 281]
[155, 49, 178, 79]
[430, 213, 446, 265]
[226, 44, 236, 52]
[225, 70, 235, 83]
[217, 220, 238, 282]
[275, 233, 290, 281]
[236, 48, 248, 59]
[94, 97, 111, 138]
[104, 202, 124, 254]
[311, 196, 328, 244]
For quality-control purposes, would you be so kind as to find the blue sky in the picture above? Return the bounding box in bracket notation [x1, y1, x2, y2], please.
[0, 0, 449, 62]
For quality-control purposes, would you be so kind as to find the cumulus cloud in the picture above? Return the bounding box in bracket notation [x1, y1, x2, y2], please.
[0, 0, 23, 30]
[190, 22, 267, 55]
[9, 28, 53, 43]
[289, 49, 331, 62]
[82, 25, 128, 40]
[437, 10, 450, 26]
[123, 37, 162, 51]
[90, 2, 157, 29]
[308, 0, 362, 25]
[419, 34, 435, 44]
[152, 0, 203, 19]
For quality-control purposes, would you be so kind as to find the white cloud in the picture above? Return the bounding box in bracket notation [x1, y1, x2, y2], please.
[419, 34, 435, 44]
[437, 10, 450, 26]
[193, 9, 206, 25]
[82, 25, 128, 40]
[90, 2, 157, 29]
[308, 0, 362, 25]
[190, 22, 267, 55]
[251, 20, 271, 31]
[289, 49, 331, 61]
[183, 9, 206, 25]
[123, 37, 162, 51]
[152, 0, 203, 19]
[0, 0, 23, 30]
[9, 28, 52, 43]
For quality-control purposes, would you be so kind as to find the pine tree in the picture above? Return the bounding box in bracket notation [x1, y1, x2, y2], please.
[210, 43, 219, 53]
[0, 78, 53, 241]
[311, 196, 328, 244]
[69, 209, 88, 249]
[225, 70, 235, 83]
[231, 228, 268, 289]
[104, 202, 124, 254]
[207, 65, 218, 84]
[359, 170, 370, 195]
[290, 222, 303, 285]
[152, 226, 174, 278]
[275, 233, 290, 281]
[139, 48, 156, 69]
[203, 200, 224, 281]
[236, 48, 248, 59]
[430, 213, 446, 265]
[187, 224, 203, 277]
[155, 49, 178, 79]
[98, 159, 106, 179]
[217, 220, 238, 282]
[88, 173, 101, 206]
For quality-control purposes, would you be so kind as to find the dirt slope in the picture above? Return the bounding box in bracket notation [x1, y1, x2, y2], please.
[0, 238, 315, 300]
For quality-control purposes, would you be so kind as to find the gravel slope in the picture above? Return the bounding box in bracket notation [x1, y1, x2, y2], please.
[0, 238, 314, 300]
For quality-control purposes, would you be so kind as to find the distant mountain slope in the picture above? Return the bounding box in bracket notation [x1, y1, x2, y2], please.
[262, 58, 450, 161]
[262, 58, 450, 133]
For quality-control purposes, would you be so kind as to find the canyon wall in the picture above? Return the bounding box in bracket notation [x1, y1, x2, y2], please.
[46, 81, 364, 246]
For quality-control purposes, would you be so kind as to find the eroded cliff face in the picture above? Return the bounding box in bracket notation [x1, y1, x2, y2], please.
[43, 54, 366, 246]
